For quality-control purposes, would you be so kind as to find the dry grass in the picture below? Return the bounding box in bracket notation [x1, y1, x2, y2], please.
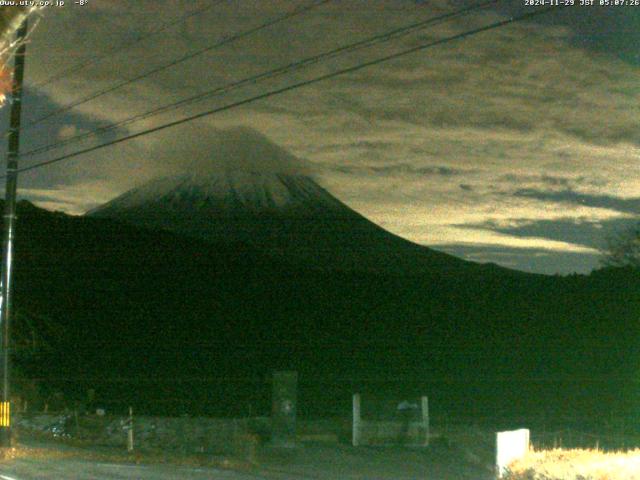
[505, 448, 640, 480]
[0, 437, 255, 472]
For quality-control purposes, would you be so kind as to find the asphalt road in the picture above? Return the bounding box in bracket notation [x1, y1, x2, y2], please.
[0, 459, 273, 480]
[0, 431, 496, 479]
[0, 447, 494, 480]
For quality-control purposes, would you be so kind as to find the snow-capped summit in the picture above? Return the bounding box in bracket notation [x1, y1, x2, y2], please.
[96, 170, 344, 215]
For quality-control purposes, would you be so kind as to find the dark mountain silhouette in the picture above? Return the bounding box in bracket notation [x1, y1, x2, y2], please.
[5, 198, 638, 420]
[6, 125, 638, 419]
[89, 127, 516, 276]
[89, 170, 487, 275]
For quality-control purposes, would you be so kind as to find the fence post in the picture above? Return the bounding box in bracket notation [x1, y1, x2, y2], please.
[271, 371, 297, 448]
[421, 396, 429, 446]
[352, 393, 361, 447]
[74, 409, 79, 436]
[127, 406, 134, 452]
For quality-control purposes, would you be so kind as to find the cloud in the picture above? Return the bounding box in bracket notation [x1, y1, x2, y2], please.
[11, 1, 640, 274]
[57, 124, 78, 139]
[434, 244, 602, 275]
[150, 125, 313, 177]
[20, 181, 121, 214]
[509, 189, 640, 216]
[457, 217, 637, 252]
[317, 162, 470, 177]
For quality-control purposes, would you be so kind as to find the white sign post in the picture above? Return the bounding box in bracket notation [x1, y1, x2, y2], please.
[496, 428, 530, 478]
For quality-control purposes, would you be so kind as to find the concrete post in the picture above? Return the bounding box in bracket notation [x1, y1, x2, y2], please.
[352, 393, 361, 447]
[421, 396, 429, 446]
[271, 371, 297, 448]
[127, 406, 134, 452]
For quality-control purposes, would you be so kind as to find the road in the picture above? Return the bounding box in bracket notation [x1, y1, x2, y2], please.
[0, 459, 273, 480]
[0, 445, 494, 479]
[0, 431, 496, 479]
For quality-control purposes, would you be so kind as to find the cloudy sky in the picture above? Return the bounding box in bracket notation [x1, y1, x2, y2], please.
[0, 0, 638, 274]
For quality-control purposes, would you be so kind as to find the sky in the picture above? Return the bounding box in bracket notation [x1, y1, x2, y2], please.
[0, 0, 639, 275]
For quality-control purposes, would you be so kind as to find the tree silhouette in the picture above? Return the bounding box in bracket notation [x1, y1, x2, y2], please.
[601, 225, 640, 269]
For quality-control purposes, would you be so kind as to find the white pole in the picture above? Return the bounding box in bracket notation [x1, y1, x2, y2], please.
[127, 406, 134, 452]
[352, 393, 361, 447]
[421, 396, 429, 446]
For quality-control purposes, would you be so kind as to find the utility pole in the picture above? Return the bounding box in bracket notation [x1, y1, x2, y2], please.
[0, 17, 28, 448]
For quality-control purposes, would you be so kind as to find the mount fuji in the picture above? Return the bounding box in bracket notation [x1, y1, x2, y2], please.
[89, 129, 492, 274]
[11, 130, 638, 418]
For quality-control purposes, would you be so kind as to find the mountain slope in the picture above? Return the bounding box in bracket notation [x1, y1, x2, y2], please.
[6, 201, 640, 419]
[88, 127, 510, 274]
[13, 128, 638, 418]
[90, 170, 503, 275]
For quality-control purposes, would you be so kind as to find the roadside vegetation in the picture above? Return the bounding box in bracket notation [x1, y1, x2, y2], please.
[505, 448, 640, 480]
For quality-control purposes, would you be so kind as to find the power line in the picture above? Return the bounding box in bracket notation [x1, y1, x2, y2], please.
[23, 0, 332, 129]
[30, 1, 223, 90]
[10, 6, 560, 177]
[18, 374, 640, 383]
[20, 0, 497, 159]
[17, 6, 556, 173]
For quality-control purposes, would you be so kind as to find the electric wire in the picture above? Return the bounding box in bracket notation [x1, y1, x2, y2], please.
[7, 6, 560, 178]
[24, 0, 333, 129]
[20, 0, 498, 159]
[30, 1, 223, 90]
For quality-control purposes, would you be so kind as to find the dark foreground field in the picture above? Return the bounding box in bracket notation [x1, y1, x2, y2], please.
[0, 428, 496, 480]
